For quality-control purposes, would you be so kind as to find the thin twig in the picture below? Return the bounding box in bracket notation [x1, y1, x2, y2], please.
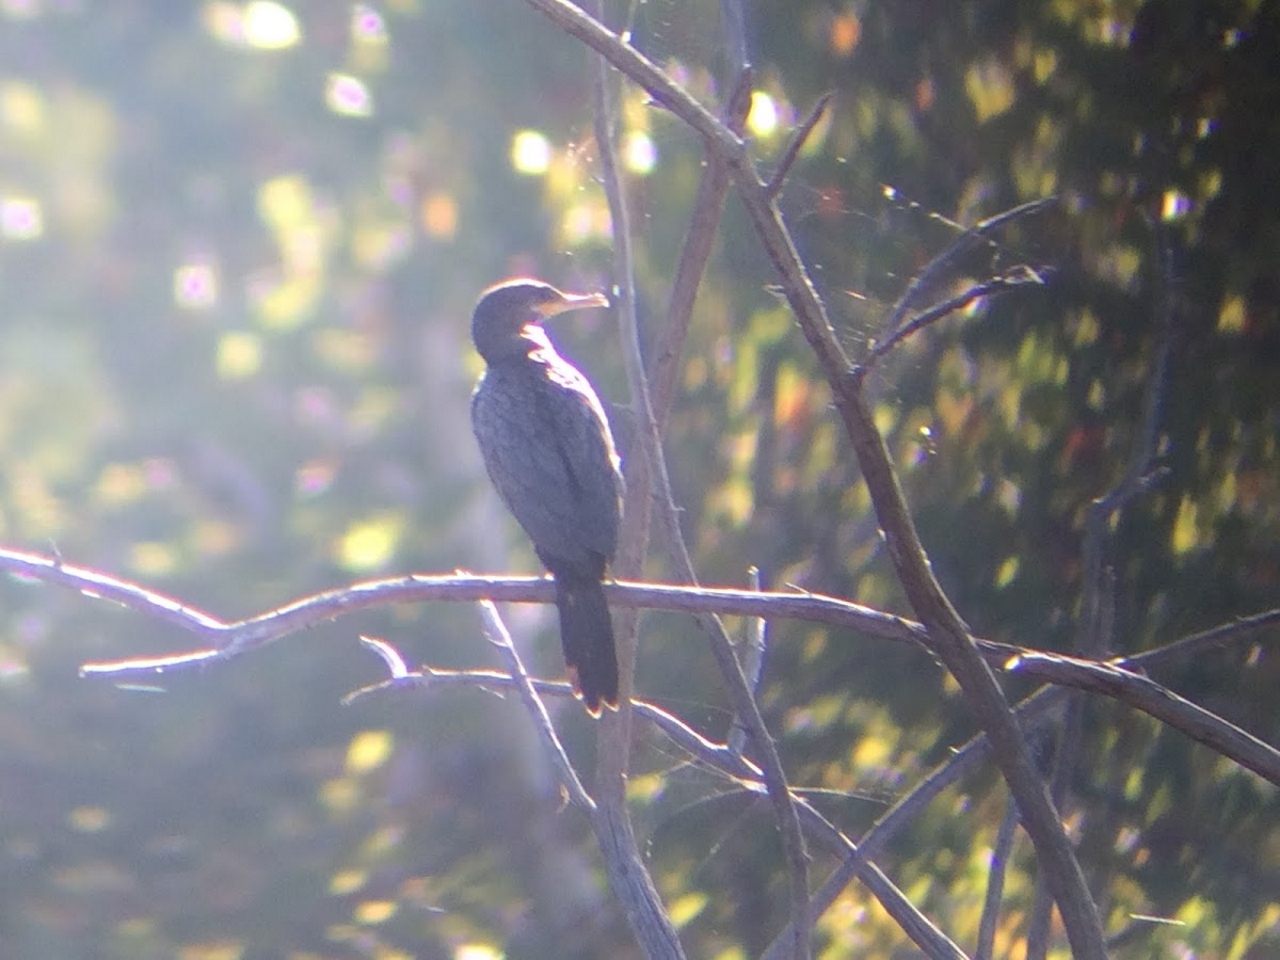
[786, 800, 967, 960]
[733, 120, 1109, 960]
[347, 653, 962, 958]
[1127, 607, 1280, 670]
[881, 197, 1058, 339]
[976, 794, 1020, 960]
[767, 91, 834, 199]
[728, 566, 768, 757]
[649, 64, 752, 430]
[476, 602, 595, 810]
[591, 8, 811, 955]
[585, 0, 811, 951]
[863, 265, 1047, 369]
[1029, 213, 1179, 959]
[764, 685, 1066, 956]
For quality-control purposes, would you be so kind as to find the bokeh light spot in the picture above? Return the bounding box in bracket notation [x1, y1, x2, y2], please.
[174, 262, 220, 309]
[216, 331, 263, 379]
[294, 459, 336, 497]
[511, 129, 552, 175]
[422, 191, 458, 239]
[0, 0, 40, 21]
[319, 777, 360, 815]
[0, 81, 45, 136]
[243, 1, 300, 49]
[351, 4, 386, 43]
[326, 73, 373, 117]
[353, 899, 398, 925]
[560, 201, 612, 246]
[257, 174, 314, 230]
[455, 945, 504, 960]
[96, 462, 146, 506]
[829, 13, 860, 56]
[337, 515, 401, 571]
[1, 196, 43, 239]
[345, 729, 394, 774]
[131, 541, 178, 577]
[1161, 189, 1191, 221]
[747, 91, 779, 137]
[622, 130, 657, 175]
[1217, 296, 1245, 334]
[68, 806, 112, 833]
[329, 869, 368, 896]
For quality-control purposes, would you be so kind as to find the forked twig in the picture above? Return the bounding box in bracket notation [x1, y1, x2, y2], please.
[863, 265, 1047, 368]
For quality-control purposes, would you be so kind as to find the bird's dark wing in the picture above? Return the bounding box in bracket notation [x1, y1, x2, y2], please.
[472, 362, 622, 575]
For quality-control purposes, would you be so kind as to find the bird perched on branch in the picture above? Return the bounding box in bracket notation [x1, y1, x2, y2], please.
[469, 278, 623, 714]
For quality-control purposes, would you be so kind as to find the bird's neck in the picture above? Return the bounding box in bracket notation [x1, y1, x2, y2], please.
[483, 323, 559, 365]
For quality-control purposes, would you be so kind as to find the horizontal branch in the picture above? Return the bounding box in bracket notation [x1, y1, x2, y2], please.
[1, 545, 1271, 784]
[1007, 651, 1280, 784]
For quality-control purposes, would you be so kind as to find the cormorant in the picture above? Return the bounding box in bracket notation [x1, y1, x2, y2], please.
[469, 278, 623, 714]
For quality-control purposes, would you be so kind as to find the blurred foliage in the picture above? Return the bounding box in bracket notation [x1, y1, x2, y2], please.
[0, 1, 1276, 958]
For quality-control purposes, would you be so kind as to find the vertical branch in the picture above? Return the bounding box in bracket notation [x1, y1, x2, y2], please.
[586, 6, 684, 956]
[976, 794, 1020, 960]
[587, 5, 810, 955]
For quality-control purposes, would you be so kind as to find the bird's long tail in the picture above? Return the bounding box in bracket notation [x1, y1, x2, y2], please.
[554, 573, 619, 715]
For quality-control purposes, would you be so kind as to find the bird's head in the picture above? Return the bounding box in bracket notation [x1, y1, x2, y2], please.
[471, 278, 609, 363]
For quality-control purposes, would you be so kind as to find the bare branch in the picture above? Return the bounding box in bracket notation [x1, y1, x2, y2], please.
[345, 658, 963, 959]
[881, 197, 1058, 339]
[765, 685, 1067, 955]
[1128, 607, 1280, 670]
[1007, 652, 1280, 784]
[977, 796, 1020, 960]
[581, 0, 811, 950]
[863, 265, 1047, 368]
[1029, 213, 1180, 959]
[587, 6, 686, 954]
[649, 64, 752, 431]
[736, 145, 1108, 960]
[767, 91, 834, 199]
[785, 801, 968, 960]
[12, 539, 1255, 784]
[477, 602, 595, 810]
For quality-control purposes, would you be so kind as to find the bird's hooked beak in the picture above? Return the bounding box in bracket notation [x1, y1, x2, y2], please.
[534, 290, 610, 320]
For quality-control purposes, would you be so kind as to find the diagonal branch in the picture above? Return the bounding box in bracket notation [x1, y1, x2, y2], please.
[476, 602, 595, 810]
[515, 4, 1106, 952]
[767, 91, 834, 199]
[864, 265, 1047, 369]
[881, 197, 1058, 338]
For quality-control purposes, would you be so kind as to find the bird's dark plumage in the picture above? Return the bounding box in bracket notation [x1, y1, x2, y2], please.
[470, 278, 623, 714]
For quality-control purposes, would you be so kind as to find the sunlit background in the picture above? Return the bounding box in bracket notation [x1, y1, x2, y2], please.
[0, 1, 1276, 958]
